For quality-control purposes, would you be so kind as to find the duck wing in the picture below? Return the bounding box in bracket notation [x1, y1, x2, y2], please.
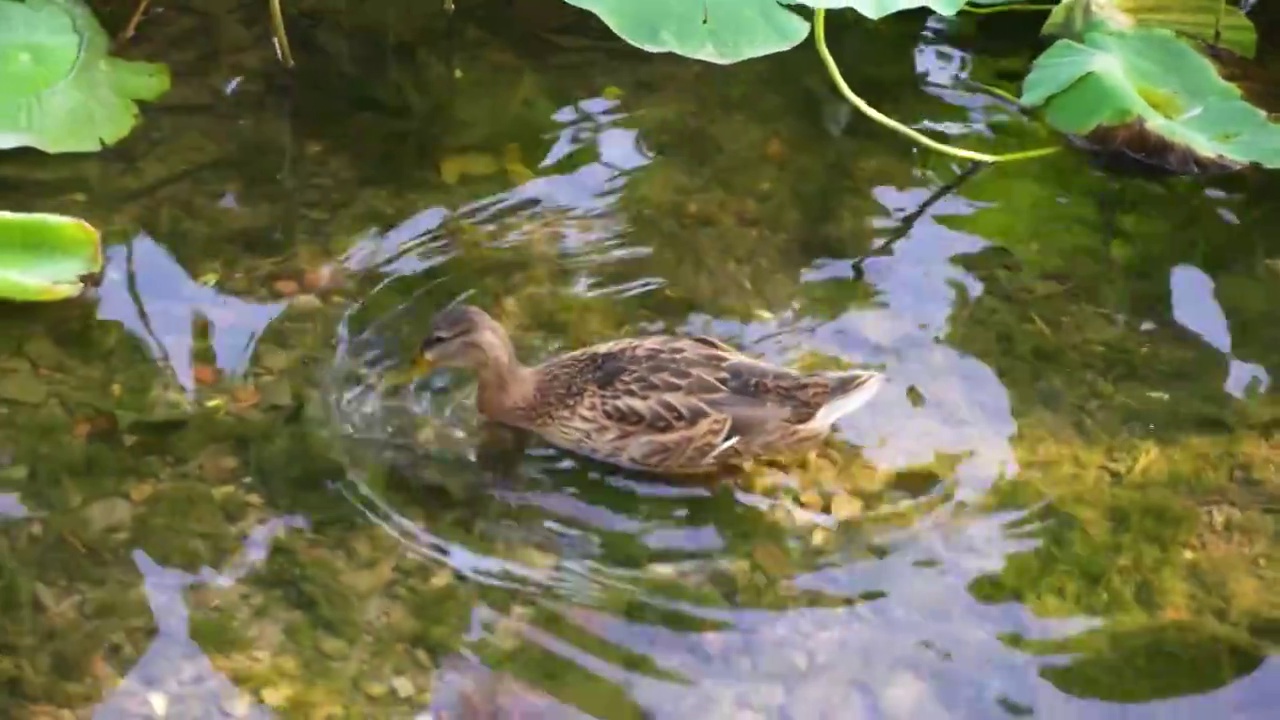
[544, 338, 737, 469]
[530, 336, 879, 471]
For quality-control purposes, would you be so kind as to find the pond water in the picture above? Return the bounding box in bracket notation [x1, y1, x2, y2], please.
[1, 2, 1278, 718]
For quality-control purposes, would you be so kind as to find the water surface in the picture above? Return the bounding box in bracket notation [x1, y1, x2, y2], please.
[0, 2, 1277, 718]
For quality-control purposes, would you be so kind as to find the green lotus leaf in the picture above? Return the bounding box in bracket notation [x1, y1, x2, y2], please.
[562, 0, 811, 64]
[1020, 25, 1280, 171]
[0, 0, 170, 154]
[1043, 0, 1257, 58]
[0, 211, 103, 301]
[562, 0, 981, 64]
[785, 0, 969, 21]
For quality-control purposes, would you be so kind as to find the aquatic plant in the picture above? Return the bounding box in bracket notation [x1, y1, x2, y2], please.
[0, 0, 153, 302]
[0, 211, 103, 302]
[565, 0, 1280, 172]
[0, 0, 169, 153]
[1041, 0, 1257, 57]
[1019, 22, 1280, 173]
[6, 0, 1270, 173]
[561, 0, 813, 64]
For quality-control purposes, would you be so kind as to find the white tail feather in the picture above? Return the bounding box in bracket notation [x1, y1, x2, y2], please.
[705, 434, 742, 462]
[811, 371, 884, 428]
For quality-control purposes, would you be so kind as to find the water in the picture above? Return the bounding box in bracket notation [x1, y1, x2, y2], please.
[1, 2, 1277, 718]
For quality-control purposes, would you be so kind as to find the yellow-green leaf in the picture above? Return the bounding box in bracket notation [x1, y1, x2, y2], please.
[0, 211, 103, 301]
[1043, 0, 1257, 58]
[1020, 25, 1280, 172]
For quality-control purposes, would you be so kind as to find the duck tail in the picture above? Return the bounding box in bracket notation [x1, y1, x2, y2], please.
[811, 370, 884, 427]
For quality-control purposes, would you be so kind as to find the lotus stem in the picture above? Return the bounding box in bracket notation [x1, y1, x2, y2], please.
[269, 0, 296, 68]
[1212, 0, 1225, 47]
[116, 0, 151, 44]
[966, 80, 1023, 107]
[813, 9, 1058, 164]
[960, 3, 1057, 13]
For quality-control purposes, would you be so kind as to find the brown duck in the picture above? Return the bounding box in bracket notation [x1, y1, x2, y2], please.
[414, 305, 884, 475]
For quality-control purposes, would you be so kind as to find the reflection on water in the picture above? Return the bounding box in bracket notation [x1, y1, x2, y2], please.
[0, 492, 27, 520]
[426, 653, 597, 719]
[96, 233, 289, 393]
[92, 518, 306, 720]
[319, 46, 1269, 717]
[1168, 263, 1270, 399]
[340, 96, 647, 282]
[735, 184, 1019, 498]
[323, 171, 1031, 717]
[0, 3, 1276, 719]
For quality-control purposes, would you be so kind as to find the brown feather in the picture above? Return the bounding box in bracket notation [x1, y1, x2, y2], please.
[418, 306, 883, 474]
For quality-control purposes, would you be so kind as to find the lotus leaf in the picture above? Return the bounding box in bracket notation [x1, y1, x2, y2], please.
[562, 0, 810, 64]
[563, 0, 1017, 64]
[1043, 0, 1257, 58]
[1020, 25, 1280, 171]
[785, 0, 968, 21]
[0, 211, 103, 301]
[0, 0, 170, 153]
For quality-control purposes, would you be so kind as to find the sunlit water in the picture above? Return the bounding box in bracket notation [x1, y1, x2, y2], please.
[1, 3, 1277, 719]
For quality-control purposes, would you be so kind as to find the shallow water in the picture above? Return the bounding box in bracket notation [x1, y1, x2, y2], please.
[1, 2, 1277, 718]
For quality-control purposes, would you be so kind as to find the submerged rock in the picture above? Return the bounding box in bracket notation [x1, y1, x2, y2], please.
[0, 366, 48, 405]
[80, 496, 133, 534]
[830, 494, 864, 521]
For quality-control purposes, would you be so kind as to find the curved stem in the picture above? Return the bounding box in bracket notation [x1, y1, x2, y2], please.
[960, 3, 1057, 13]
[116, 0, 151, 45]
[269, 0, 296, 68]
[814, 9, 1058, 163]
[966, 80, 1023, 107]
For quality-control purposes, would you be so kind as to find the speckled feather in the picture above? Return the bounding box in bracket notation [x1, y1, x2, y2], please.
[419, 306, 882, 475]
[505, 335, 880, 474]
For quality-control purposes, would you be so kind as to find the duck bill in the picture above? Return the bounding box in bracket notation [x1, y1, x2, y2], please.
[382, 353, 433, 389]
[411, 353, 434, 378]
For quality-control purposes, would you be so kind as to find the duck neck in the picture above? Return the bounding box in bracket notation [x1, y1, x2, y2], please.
[475, 339, 534, 421]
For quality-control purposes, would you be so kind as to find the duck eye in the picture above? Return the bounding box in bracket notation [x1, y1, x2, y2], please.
[426, 332, 451, 347]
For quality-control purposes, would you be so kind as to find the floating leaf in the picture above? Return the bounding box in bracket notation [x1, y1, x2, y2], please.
[786, 0, 968, 20]
[0, 211, 103, 301]
[562, 0, 810, 64]
[562, 0, 978, 63]
[1043, 0, 1257, 58]
[1020, 25, 1280, 172]
[0, 0, 170, 153]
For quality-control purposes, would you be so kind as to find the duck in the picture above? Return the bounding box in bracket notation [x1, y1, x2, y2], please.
[412, 304, 884, 475]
